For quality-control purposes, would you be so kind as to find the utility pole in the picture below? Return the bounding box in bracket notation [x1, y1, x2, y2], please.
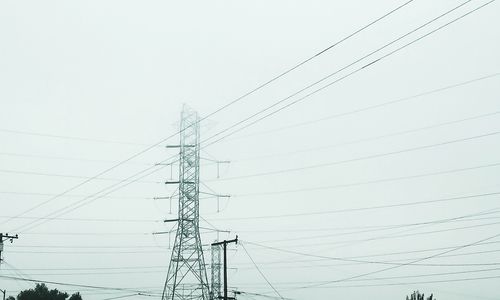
[211, 236, 238, 300]
[162, 105, 210, 300]
[0, 233, 18, 264]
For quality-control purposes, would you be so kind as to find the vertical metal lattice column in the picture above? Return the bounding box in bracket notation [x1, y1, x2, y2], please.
[210, 243, 222, 300]
[163, 105, 210, 300]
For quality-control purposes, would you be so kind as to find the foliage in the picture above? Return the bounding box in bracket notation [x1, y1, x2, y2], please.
[15, 284, 82, 300]
[68, 293, 82, 300]
[406, 290, 435, 300]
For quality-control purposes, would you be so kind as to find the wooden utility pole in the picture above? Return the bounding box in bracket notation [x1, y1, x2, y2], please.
[0, 233, 18, 263]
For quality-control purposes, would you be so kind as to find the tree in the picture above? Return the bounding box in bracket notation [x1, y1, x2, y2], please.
[68, 293, 81, 300]
[406, 290, 435, 300]
[7, 296, 15, 300]
[16, 284, 82, 300]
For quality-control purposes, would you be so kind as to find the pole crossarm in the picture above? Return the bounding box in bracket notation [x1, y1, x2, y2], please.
[0, 234, 18, 243]
[210, 237, 238, 247]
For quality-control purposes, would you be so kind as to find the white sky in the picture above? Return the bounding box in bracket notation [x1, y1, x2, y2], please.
[1, 0, 499, 299]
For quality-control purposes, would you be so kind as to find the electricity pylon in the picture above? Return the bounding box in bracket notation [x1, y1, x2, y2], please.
[162, 105, 210, 300]
[210, 242, 222, 300]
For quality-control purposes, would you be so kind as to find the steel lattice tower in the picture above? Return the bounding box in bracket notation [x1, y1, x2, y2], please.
[210, 243, 222, 300]
[162, 105, 210, 300]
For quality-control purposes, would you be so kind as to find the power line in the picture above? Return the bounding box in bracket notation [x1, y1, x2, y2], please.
[1, 261, 33, 284]
[2, 0, 413, 232]
[234, 267, 500, 287]
[8, 250, 166, 255]
[0, 151, 153, 166]
[245, 219, 500, 256]
[9, 237, 499, 272]
[224, 194, 500, 262]
[10, 160, 172, 233]
[236, 291, 295, 300]
[0, 274, 160, 295]
[256, 211, 500, 244]
[0, 128, 151, 147]
[194, 0, 416, 142]
[10, 246, 498, 274]
[326, 240, 500, 261]
[6, 154, 214, 237]
[0, 270, 167, 276]
[291, 217, 500, 291]
[5, 158, 213, 233]
[1, 154, 172, 231]
[234, 240, 500, 269]
[225, 204, 500, 260]
[300, 274, 500, 289]
[350, 248, 500, 266]
[6, 0, 478, 235]
[210, 191, 500, 221]
[19, 232, 152, 236]
[5, 288, 161, 296]
[0, 266, 168, 272]
[20, 214, 496, 236]
[200, 0, 479, 148]
[10, 245, 166, 249]
[243, 226, 500, 268]
[258, 207, 500, 242]
[233, 215, 500, 234]
[224, 73, 500, 143]
[235, 256, 500, 271]
[5, 242, 500, 276]
[240, 242, 284, 300]
[4, 0, 492, 238]
[229, 161, 500, 199]
[100, 294, 148, 300]
[0, 168, 158, 184]
[322, 220, 500, 248]
[230, 110, 500, 163]
[214, 131, 500, 181]
[7, 0, 492, 238]
[0, 191, 151, 200]
[8, 219, 500, 255]
[0, 215, 158, 223]
[0, 151, 215, 168]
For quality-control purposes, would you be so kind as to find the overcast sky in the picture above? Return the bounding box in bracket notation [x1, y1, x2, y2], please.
[1, 1, 499, 300]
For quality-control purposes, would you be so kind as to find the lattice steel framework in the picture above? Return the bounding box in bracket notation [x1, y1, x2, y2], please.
[210, 243, 222, 300]
[162, 106, 210, 300]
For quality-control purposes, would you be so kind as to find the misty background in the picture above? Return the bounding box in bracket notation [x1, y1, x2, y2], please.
[1, 1, 499, 299]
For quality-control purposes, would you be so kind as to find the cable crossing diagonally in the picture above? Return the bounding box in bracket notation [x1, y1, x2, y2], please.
[10, 0, 495, 234]
[213, 131, 500, 182]
[199, 0, 479, 148]
[3, 0, 413, 233]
